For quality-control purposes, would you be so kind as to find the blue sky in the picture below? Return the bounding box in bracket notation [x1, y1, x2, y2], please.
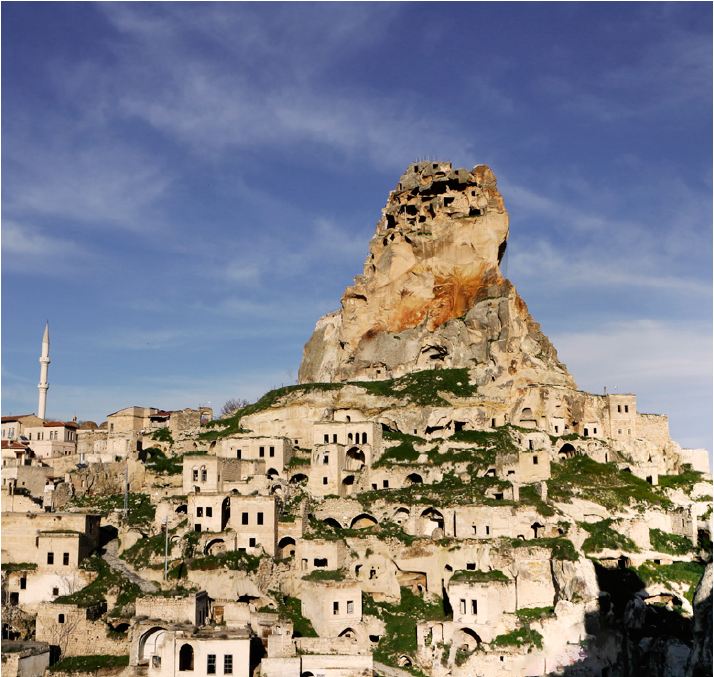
[2, 3, 711, 449]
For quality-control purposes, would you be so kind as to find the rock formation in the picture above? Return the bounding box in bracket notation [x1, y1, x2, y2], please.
[299, 161, 574, 391]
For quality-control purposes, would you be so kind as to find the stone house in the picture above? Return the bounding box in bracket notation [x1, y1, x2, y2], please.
[1, 512, 100, 566]
[300, 580, 362, 638]
[0, 642, 50, 677]
[218, 436, 293, 476]
[446, 571, 517, 643]
[227, 495, 277, 556]
[22, 421, 78, 459]
[295, 539, 347, 575]
[495, 449, 551, 484]
[135, 592, 210, 626]
[133, 625, 251, 677]
[1, 414, 44, 441]
[4, 565, 95, 609]
[188, 493, 231, 534]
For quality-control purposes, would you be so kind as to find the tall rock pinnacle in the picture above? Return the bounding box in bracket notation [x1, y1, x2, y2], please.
[299, 161, 575, 391]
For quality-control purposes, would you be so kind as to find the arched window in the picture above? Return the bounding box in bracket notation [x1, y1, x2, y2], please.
[192, 467, 198, 481]
[179, 643, 194, 671]
[362, 432, 368, 444]
[200, 466, 207, 482]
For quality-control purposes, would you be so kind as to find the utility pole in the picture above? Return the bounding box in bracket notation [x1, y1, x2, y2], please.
[163, 516, 169, 581]
[123, 465, 129, 520]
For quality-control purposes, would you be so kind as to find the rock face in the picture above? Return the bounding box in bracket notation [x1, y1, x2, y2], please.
[299, 161, 574, 390]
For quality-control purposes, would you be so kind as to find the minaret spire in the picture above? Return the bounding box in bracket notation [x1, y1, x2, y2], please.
[38, 321, 50, 420]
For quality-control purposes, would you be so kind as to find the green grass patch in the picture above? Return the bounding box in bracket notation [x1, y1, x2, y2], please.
[277, 596, 317, 637]
[364, 587, 447, 669]
[450, 569, 509, 584]
[374, 440, 421, 466]
[68, 492, 155, 528]
[515, 606, 555, 622]
[518, 484, 556, 517]
[144, 448, 207, 475]
[150, 427, 173, 444]
[122, 532, 168, 568]
[649, 528, 694, 556]
[508, 537, 579, 562]
[188, 550, 261, 573]
[49, 655, 129, 672]
[1, 562, 37, 572]
[491, 626, 543, 650]
[636, 560, 705, 604]
[580, 519, 639, 553]
[658, 465, 705, 493]
[302, 569, 344, 582]
[548, 456, 673, 512]
[54, 554, 141, 614]
[349, 368, 477, 406]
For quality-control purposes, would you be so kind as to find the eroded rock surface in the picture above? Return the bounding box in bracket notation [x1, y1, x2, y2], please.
[299, 161, 574, 389]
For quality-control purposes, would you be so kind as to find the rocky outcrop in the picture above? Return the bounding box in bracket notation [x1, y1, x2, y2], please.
[299, 161, 574, 389]
[686, 562, 713, 677]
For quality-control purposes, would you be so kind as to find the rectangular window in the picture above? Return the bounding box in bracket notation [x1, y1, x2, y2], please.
[63, 553, 70, 565]
[332, 434, 337, 443]
[224, 655, 233, 675]
[236, 449, 242, 459]
[197, 507, 203, 517]
[617, 405, 622, 413]
[259, 446, 265, 457]
[324, 434, 329, 443]
[459, 599, 466, 614]
[47, 552, 54, 565]
[528, 439, 534, 450]
[347, 600, 354, 614]
[485, 526, 490, 535]
[249, 537, 256, 547]
[206, 507, 213, 517]
[333, 601, 339, 615]
[242, 512, 249, 525]
[269, 446, 275, 457]
[257, 512, 264, 525]
[52, 587, 59, 596]
[207, 654, 216, 675]
[322, 477, 328, 485]
[323, 454, 329, 464]
[58, 614, 65, 624]
[382, 480, 389, 488]
[466, 562, 475, 570]
[471, 600, 478, 614]
[193, 469, 199, 481]
[624, 405, 629, 413]
[20, 577, 26, 589]
[593, 428, 598, 434]
[533, 455, 538, 465]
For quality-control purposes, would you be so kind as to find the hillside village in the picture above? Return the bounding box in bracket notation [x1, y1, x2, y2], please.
[2, 162, 712, 677]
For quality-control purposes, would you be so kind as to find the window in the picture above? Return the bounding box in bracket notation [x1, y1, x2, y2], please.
[333, 601, 339, 615]
[20, 577, 26, 589]
[491, 418, 496, 428]
[459, 599, 466, 614]
[58, 614, 65, 624]
[332, 434, 337, 443]
[322, 477, 328, 485]
[485, 526, 490, 535]
[618, 429, 622, 435]
[206, 507, 213, 517]
[471, 600, 478, 614]
[28, 433, 32, 440]
[257, 512, 264, 525]
[554, 425, 559, 433]
[528, 439, 534, 450]
[347, 600, 354, 614]
[179, 644, 194, 671]
[201, 468, 207, 482]
[242, 512, 249, 525]
[324, 434, 329, 443]
[47, 552, 54, 565]
[192, 468, 199, 481]
[624, 405, 629, 413]
[207, 655, 216, 674]
[269, 446, 275, 457]
[466, 562, 476, 570]
[152, 656, 161, 668]
[224, 655, 233, 675]
[259, 446, 265, 458]
[593, 428, 598, 435]
[197, 507, 204, 517]
[194, 524, 201, 532]
[236, 449, 242, 459]
[323, 454, 329, 465]
[52, 587, 59, 596]
[584, 428, 589, 437]
[249, 538, 256, 547]
[382, 479, 389, 488]
[63, 553, 70, 565]
[532, 455, 538, 465]
[617, 405, 622, 413]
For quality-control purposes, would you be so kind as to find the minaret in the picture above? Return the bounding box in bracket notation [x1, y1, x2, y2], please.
[38, 322, 50, 420]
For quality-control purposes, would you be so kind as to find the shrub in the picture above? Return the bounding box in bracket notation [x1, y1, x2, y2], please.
[649, 528, 694, 556]
[491, 627, 543, 650]
[580, 519, 639, 553]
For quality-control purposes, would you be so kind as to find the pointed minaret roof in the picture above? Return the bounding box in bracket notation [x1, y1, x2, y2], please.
[42, 321, 50, 345]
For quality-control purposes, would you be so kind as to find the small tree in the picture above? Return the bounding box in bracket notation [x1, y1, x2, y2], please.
[220, 398, 249, 417]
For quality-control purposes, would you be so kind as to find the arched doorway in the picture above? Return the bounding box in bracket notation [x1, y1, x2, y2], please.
[346, 447, 366, 471]
[266, 467, 279, 480]
[453, 627, 481, 651]
[277, 536, 296, 559]
[138, 626, 167, 664]
[178, 643, 194, 671]
[558, 443, 576, 460]
[290, 473, 308, 485]
[419, 507, 445, 537]
[339, 627, 357, 640]
[406, 473, 423, 485]
[204, 538, 226, 556]
[350, 513, 378, 530]
[322, 517, 342, 530]
[393, 507, 409, 525]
